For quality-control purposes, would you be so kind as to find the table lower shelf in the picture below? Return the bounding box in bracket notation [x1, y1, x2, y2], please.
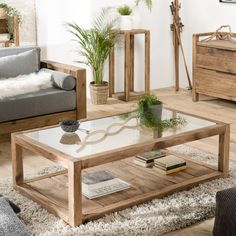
[15, 152, 223, 225]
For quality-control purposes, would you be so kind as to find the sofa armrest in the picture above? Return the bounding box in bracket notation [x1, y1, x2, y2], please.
[41, 60, 87, 119]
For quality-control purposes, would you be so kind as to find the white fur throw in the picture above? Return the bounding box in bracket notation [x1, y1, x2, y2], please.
[0, 71, 53, 100]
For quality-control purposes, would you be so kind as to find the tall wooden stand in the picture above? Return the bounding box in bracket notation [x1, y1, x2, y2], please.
[109, 29, 150, 102]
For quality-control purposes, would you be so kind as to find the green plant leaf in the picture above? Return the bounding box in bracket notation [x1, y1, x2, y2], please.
[117, 5, 132, 15]
[66, 8, 119, 85]
[135, 0, 153, 11]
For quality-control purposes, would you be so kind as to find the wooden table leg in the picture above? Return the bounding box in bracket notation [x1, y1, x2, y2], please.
[68, 161, 82, 227]
[218, 124, 230, 178]
[130, 34, 135, 92]
[109, 48, 115, 97]
[124, 32, 131, 102]
[145, 31, 150, 94]
[11, 136, 24, 188]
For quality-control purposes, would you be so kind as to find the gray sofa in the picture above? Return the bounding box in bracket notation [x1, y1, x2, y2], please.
[213, 187, 236, 236]
[0, 46, 86, 141]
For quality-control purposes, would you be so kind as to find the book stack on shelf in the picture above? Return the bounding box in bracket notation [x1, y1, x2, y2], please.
[82, 171, 130, 199]
[153, 155, 186, 174]
[134, 150, 166, 167]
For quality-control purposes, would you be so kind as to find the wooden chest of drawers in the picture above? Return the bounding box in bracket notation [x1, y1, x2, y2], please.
[192, 33, 236, 102]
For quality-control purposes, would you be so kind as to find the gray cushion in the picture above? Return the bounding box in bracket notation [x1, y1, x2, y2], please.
[213, 187, 236, 236]
[0, 49, 40, 78]
[0, 195, 20, 214]
[41, 68, 76, 90]
[0, 46, 40, 59]
[0, 197, 31, 236]
[0, 87, 76, 123]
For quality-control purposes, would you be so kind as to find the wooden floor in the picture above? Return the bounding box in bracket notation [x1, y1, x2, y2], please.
[1, 87, 236, 235]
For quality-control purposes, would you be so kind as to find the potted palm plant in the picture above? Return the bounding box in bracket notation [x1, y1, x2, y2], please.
[117, 5, 133, 30]
[67, 9, 118, 104]
[0, 3, 22, 34]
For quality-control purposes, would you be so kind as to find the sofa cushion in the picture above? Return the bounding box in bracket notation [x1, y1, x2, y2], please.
[0, 88, 76, 123]
[0, 197, 31, 236]
[41, 68, 76, 90]
[0, 49, 40, 78]
[0, 195, 20, 214]
[0, 46, 40, 59]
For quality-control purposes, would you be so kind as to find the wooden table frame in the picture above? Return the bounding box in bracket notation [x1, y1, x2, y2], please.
[109, 29, 150, 101]
[11, 111, 230, 227]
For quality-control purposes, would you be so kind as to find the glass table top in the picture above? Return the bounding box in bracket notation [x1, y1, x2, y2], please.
[25, 109, 216, 158]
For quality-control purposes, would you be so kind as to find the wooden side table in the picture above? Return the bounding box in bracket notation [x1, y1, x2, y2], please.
[109, 29, 150, 102]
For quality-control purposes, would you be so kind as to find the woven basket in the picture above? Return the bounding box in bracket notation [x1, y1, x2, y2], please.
[90, 81, 109, 105]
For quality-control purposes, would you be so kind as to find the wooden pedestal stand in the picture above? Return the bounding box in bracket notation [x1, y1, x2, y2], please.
[109, 29, 150, 102]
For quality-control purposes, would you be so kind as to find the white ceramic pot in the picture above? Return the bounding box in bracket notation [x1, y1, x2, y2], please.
[119, 15, 133, 30]
[0, 8, 6, 19]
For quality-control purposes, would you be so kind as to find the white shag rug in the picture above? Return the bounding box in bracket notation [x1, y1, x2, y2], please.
[0, 71, 52, 99]
[1, 145, 236, 236]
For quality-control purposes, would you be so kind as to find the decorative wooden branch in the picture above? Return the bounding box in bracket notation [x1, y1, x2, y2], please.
[170, 0, 192, 91]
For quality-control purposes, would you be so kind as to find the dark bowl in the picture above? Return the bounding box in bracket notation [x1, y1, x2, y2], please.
[60, 120, 80, 133]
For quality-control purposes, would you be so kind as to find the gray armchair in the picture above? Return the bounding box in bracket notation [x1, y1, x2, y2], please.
[0, 46, 86, 142]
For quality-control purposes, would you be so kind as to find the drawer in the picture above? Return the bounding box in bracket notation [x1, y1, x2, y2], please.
[196, 46, 236, 74]
[195, 68, 236, 100]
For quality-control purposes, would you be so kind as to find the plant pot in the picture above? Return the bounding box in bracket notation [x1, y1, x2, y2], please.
[90, 81, 109, 105]
[0, 8, 6, 19]
[148, 104, 163, 120]
[119, 15, 133, 30]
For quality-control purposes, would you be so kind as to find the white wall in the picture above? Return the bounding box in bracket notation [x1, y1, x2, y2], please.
[35, 0, 91, 63]
[3, 0, 37, 45]
[35, 0, 175, 93]
[36, 0, 236, 92]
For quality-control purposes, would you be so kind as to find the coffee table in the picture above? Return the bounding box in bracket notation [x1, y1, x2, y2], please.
[11, 108, 230, 226]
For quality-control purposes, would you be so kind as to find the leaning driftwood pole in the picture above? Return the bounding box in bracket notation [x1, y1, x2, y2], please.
[170, 0, 192, 90]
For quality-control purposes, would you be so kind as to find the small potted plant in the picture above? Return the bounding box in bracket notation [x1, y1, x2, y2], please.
[0, 3, 22, 35]
[137, 93, 186, 131]
[138, 94, 163, 119]
[67, 9, 118, 104]
[117, 5, 133, 30]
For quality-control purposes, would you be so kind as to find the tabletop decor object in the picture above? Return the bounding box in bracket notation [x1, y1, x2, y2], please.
[137, 94, 186, 130]
[60, 120, 80, 133]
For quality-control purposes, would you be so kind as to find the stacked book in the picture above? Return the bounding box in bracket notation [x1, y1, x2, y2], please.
[134, 150, 166, 167]
[82, 171, 130, 199]
[153, 155, 186, 174]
